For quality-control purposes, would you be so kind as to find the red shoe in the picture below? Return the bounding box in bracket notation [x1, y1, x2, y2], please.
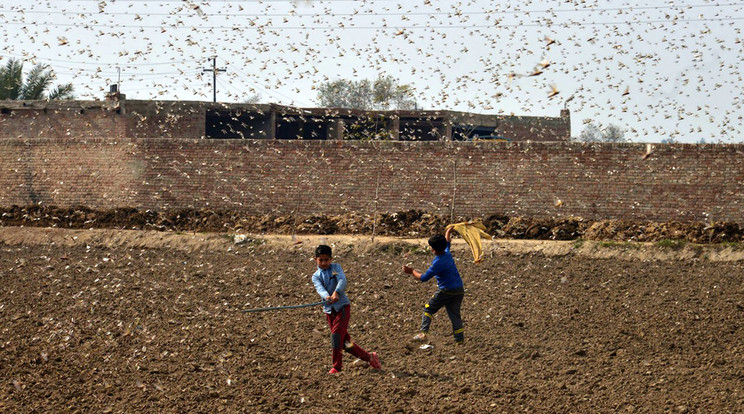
[369, 352, 381, 370]
[328, 368, 340, 374]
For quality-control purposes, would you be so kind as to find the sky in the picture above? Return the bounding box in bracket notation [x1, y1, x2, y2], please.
[2, 0, 744, 143]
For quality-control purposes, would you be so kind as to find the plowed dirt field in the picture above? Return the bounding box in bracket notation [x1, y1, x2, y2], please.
[1, 227, 743, 413]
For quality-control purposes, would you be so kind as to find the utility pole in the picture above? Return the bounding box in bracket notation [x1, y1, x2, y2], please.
[202, 56, 226, 103]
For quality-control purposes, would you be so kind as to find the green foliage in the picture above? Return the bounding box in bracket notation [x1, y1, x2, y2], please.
[0, 59, 23, 100]
[411, 247, 429, 255]
[371, 75, 416, 110]
[718, 241, 743, 250]
[572, 239, 585, 249]
[379, 243, 406, 255]
[47, 84, 75, 100]
[317, 75, 415, 110]
[655, 239, 686, 249]
[0, 58, 74, 100]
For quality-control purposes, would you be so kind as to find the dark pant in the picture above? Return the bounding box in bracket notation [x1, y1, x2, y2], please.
[326, 305, 370, 371]
[420, 288, 465, 342]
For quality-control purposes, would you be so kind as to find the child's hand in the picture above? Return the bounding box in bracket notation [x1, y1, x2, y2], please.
[403, 264, 422, 281]
[328, 291, 340, 304]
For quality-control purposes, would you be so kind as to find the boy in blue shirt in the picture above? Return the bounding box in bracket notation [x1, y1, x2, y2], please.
[402, 227, 465, 344]
[312, 244, 381, 374]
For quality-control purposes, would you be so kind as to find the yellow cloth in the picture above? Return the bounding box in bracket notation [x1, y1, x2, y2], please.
[446, 220, 491, 263]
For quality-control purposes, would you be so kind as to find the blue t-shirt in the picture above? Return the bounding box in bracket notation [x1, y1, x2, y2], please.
[420, 242, 463, 290]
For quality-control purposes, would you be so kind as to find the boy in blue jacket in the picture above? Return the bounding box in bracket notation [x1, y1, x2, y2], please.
[312, 244, 381, 374]
[402, 227, 465, 344]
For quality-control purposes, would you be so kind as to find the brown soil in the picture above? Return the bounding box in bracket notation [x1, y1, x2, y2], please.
[2, 205, 743, 243]
[1, 227, 743, 413]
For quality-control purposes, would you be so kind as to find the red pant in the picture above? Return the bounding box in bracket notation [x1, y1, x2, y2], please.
[326, 305, 370, 371]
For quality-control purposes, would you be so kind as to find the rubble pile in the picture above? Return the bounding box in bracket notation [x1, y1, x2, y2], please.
[1, 205, 741, 243]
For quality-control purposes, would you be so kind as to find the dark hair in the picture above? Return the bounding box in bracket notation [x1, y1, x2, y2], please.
[428, 235, 447, 253]
[315, 244, 332, 258]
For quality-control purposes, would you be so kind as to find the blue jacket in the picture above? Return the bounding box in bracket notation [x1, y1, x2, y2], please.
[420, 242, 463, 290]
[312, 263, 350, 314]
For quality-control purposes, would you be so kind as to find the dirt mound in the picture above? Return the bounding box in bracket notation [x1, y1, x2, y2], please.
[582, 219, 743, 244]
[499, 216, 585, 240]
[2, 205, 743, 244]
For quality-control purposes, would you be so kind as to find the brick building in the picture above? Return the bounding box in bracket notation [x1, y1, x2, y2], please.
[0, 94, 570, 141]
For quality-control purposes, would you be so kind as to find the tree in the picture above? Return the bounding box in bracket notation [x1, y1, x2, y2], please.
[575, 121, 627, 143]
[243, 93, 261, 104]
[317, 79, 372, 110]
[602, 124, 626, 142]
[0, 58, 74, 100]
[317, 75, 415, 110]
[371, 75, 416, 110]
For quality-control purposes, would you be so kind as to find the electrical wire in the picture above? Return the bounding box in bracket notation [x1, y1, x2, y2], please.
[229, 65, 311, 105]
[0, 52, 198, 67]
[3, 16, 744, 29]
[5, 3, 744, 18]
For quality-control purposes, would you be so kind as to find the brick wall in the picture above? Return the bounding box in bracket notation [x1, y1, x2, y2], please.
[0, 108, 126, 139]
[0, 101, 208, 140]
[498, 115, 571, 142]
[124, 101, 207, 138]
[1, 139, 742, 222]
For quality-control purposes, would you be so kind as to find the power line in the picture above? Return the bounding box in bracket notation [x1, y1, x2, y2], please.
[229, 65, 313, 106]
[5, 3, 744, 18]
[3, 16, 744, 30]
[2, 53, 366, 105]
[215, 76, 244, 99]
[51, 70, 192, 78]
[0, 52, 197, 67]
[23, 0, 400, 2]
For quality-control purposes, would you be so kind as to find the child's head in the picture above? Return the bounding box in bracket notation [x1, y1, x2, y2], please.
[315, 244, 333, 270]
[428, 234, 447, 254]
